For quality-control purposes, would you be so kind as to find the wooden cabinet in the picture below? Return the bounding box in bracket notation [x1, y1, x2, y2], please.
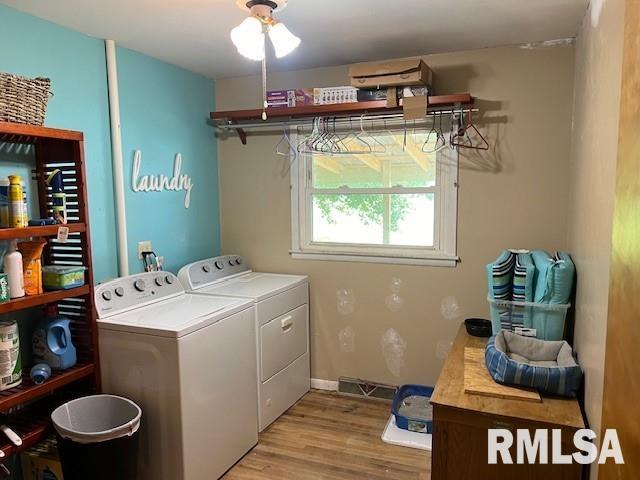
[430, 325, 585, 480]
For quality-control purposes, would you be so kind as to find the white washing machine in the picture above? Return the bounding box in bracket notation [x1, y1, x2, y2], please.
[95, 271, 258, 480]
[178, 255, 310, 431]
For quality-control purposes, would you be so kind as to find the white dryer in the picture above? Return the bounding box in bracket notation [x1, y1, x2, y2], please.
[179, 255, 310, 431]
[95, 271, 258, 480]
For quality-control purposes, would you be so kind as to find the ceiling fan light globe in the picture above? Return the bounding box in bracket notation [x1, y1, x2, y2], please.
[231, 16, 266, 60]
[268, 22, 301, 58]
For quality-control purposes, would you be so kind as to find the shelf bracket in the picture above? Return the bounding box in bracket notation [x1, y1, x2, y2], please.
[231, 121, 247, 145]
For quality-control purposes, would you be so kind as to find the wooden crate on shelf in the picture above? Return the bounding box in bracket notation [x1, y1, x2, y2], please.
[0, 121, 99, 460]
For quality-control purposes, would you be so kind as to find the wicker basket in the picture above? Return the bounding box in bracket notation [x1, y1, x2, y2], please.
[0, 73, 52, 126]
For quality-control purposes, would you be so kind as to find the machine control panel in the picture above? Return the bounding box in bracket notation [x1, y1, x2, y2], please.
[177, 255, 249, 290]
[95, 271, 185, 318]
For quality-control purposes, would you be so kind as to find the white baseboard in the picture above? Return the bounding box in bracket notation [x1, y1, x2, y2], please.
[311, 378, 339, 391]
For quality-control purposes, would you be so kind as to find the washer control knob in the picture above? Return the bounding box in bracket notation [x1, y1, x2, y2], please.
[165, 275, 174, 285]
[134, 279, 146, 292]
[214, 261, 224, 270]
[155, 276, 163, 287]
[202, 264, 211, 273]
[235, 258, 242, 265]
[228, 259, 235, 266]
[102, 291, 112, 301]
[115, 287, 125, 297]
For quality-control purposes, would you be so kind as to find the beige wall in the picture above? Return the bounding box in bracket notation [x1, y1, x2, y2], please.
[567, 2, 624, 477]
[216, 44, 575, 386]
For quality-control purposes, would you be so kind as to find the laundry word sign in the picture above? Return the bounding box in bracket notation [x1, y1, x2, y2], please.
[131, 150, 194, 208]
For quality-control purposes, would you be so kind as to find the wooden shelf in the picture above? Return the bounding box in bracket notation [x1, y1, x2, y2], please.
[0, 121, 83, 144]
[0, 121, 99, 454]
[211, 93, 474, 122]
[0, 389, 93, 457]
[0, 286, 90, 315]
[0, 223, 86, 241]
[0, 364, 95, 412]
[0, 412, 50, 457]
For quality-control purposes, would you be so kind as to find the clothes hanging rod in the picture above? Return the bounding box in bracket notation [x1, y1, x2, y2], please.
[214, 108, 479, 131]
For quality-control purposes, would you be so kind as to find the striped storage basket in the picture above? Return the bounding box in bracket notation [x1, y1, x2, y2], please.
[0, 73, 51, 125]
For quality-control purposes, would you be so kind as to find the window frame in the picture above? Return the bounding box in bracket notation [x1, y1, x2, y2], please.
[290, 128, 460, 267]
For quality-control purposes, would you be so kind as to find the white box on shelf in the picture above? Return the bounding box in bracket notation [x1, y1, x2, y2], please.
[313, 86, 358, 105]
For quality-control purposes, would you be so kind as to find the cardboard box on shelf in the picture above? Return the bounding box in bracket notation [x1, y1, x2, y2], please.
[266, 90, 293, 108]
[313, 86, 358, 105]
[357, 86, 431, 105]
[403, 95, 428, 120]
[349, 59, 433, 89]
[267, 89, 314, 108]
[21, 438, 64, 480]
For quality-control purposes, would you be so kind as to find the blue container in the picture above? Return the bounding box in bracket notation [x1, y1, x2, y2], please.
[32, 314, 77, 370]
[391, 384, 434, 434]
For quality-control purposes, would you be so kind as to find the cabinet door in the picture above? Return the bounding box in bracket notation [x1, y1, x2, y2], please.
[431, 405, 581, 480]
[260, 304, 308, 381]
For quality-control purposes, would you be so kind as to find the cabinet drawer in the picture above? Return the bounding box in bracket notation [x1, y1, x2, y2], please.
[260, 304, 308, 381]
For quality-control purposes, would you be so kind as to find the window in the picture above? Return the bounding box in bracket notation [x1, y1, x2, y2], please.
[290, 127, 459, 266]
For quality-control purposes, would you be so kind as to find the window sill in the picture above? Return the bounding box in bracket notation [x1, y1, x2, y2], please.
[289, 250, 459, 267]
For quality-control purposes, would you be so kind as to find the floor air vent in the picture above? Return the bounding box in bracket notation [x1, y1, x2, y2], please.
[338, 377, 397, 402]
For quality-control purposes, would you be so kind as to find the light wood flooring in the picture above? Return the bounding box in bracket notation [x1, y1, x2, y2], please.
[223, 390, 430, 480]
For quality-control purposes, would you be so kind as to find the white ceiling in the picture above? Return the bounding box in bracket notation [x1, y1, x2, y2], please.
[1, 0, 588, 79]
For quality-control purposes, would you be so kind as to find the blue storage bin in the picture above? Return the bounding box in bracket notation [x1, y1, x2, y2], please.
[391, 384, 434, 434]
[488, 296, 570, 340]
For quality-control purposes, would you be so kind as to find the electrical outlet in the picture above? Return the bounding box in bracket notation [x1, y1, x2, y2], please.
[138, 241, 152, 260]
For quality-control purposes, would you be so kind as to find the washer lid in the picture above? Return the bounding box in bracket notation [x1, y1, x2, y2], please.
[97, 294, 253, 338]
[193, 272, 307, 301]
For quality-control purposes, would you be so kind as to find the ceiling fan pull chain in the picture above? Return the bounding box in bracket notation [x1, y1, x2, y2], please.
[262, 54, 268, 120]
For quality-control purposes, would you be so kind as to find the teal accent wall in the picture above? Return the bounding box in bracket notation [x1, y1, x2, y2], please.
[0, 5, 219, 280]
[116, 46, 220, 274]
[0, 5, 116, 282]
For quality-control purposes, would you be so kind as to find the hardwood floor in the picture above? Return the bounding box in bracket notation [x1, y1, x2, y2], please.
[223, 390, 431, 480]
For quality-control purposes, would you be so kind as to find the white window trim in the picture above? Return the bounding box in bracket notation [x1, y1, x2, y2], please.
[290, 130, 459, 267]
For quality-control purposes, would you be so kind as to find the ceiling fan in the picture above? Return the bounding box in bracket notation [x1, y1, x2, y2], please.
[231, 0, 301, 61]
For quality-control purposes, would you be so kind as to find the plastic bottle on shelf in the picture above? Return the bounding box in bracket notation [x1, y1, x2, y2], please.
[0, 178, 9, 228]
[0, 320, 22, 391]
[46, 170, 67, 224]
[33, 304, 77, 370]
[20, 180, 28, 227]
[8, 175, 25, 228]
[4, 240, 25, 298]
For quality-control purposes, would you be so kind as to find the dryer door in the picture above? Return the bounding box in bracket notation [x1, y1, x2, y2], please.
[260, 304, 309, 381]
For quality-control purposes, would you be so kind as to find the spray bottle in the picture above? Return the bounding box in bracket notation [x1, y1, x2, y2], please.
[46, 169, 67, 224]
[8, 175, 24, 228]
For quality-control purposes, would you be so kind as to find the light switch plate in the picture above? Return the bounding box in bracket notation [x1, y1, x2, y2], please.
[138, 240, 152, 260]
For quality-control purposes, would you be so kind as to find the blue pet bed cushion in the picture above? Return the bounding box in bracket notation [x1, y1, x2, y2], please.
[532, 251, 575, 304]
[485, 331, 582, 397]
[513, 252, 536, 302]
[486, 250, 516, 300]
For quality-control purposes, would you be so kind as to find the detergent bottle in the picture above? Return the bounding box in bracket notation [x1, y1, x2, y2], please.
[46, 169, 67, 224]
[32, 305, 77, 370]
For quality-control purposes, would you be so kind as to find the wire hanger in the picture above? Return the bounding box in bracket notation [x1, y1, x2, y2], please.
[422, 112, 447, 153]
[450, 109, 490, 151]
[275, 125, 297, 162]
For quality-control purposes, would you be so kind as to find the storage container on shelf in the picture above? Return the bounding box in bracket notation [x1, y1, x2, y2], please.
[487, 297, 570, 341]
[43, 266, 86, 290]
